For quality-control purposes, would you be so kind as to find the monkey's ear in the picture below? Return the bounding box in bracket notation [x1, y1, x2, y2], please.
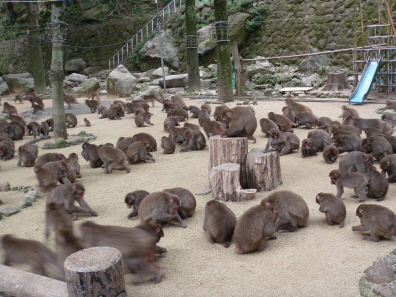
[72, 186, 76, 191]
[367, 140, 370, 144]
[226, 112, 231, 117]
[155, 227, 161, 234]
[316, 195, 320, 200]
[56, 234, 65, 244]
[146, 143, 150, 147]
[265, 202, 271, 207]
[388, 161, 391, 165]
[168, 199, 173, 204]
[273, 209, 277, 215]
[358, 208, 363, 214]
[131, 196, 135, 200]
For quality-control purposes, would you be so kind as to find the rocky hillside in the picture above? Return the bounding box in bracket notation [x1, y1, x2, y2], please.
[0, 0, 394, 74]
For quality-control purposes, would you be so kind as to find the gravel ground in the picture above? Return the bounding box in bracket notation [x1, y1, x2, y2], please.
[1, 94, 396, 297]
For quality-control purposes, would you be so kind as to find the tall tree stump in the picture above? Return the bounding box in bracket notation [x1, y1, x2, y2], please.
[210, 163, 257, 202]
[321, 72, 352, 91]
[208, 136, 248, 188]
[65, 247, 126, 297]
[246, 149, 282, 191]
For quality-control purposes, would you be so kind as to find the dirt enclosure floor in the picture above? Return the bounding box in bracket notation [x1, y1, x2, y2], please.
[1, 92, 396, 297]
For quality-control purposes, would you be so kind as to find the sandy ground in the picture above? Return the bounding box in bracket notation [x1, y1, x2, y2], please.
[1, 93, 396, 297]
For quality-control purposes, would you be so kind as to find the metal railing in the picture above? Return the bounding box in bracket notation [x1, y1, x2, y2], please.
[109, 0, 183, 69]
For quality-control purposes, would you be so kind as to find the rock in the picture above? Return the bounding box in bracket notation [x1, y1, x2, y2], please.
[274, 84, 282, 91]
[247, 57, 275, 79]
[65, 58, 87, 73]
[99, 90, 108, 95]
[159, 74, 188, 89]
[71, 138, 84, 145]
[0, 182, 10, 191]
[0, 207, 20, 217]
[301, 73, 320, 87]
[201, 80, 211, 89]
[137, 77, 150, 83]
[198, 26, 217, 56]
[0, 82, 9, 95]
[24, 190, 37, 202]
[263, 89, 273, 96]
[83, 4, 111, 21]
[55, 138, 68, 147]
[81, 78, 100, 92]
[298, 47, 330, 74]
[366, 261, 395, 284]
[151, 67, 170, 80]
[139, 30, 180, 69]
[195, 188, 211, 195]
[373, 284, 396, 297]
[78, 131, 88, 136]
[207, 64, 217, 71]
[4, 76, 34, 93]
[0, 200, 3, 206]
[19, 201, 32, 209]
[92, 69, 112, 80]
[71, 86, 86, 96]
[166, 88, 185, 94]
[107, 65, 137, 96]
[82, 66, 101, 77]
[65, 73, 88, 83]
[42, 142, 57, 149]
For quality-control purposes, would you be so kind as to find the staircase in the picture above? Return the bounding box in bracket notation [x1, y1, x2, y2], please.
[108, 0, 183, 70]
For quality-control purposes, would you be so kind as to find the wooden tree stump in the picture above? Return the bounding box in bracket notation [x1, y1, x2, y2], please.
[65, 247, 126, 297]
[208, 136, 249, 188]
[246, 148, 282, 191]
[321, 72, 352, 91]
[210, 163, 257, 202]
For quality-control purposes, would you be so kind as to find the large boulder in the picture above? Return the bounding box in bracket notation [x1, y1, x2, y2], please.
[65, 73, 88, 83]
[247, 57, 275, 79]
[298, 47, 330, 74]
[81, 78, 100, 91]
[107, 64, 137, 96]
[138, 30, 180, 70]
[151, 67, 170, 80]
[65, 58, 87, 73]
[158, 74, 188, 89]
[4, 76, 34, 93]
[83, 4, 111, 22]
[198, 12, 251, 56]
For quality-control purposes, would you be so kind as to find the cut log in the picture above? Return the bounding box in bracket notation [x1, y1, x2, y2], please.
[321, 72, 352, 91]
[64, 246, 126, 297]
[246, 148, 282, 191]
[210, 163, 257, 202]
[208, 136, 248, 188]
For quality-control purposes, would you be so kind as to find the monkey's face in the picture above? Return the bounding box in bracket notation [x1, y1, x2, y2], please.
[329, 173, 337, 184]
[125, 195, 135, 208]
[362, 140, 371, 152]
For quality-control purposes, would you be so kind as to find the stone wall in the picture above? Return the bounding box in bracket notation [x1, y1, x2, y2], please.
[0, 0, 394, 74]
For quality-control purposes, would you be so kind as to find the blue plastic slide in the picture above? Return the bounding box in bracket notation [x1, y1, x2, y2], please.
[349, 59, 381, 104]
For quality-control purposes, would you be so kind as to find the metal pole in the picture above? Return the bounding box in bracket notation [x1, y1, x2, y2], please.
[157, 1, 166, 92]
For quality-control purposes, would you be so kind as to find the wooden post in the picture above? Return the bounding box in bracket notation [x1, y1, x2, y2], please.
[65, 247, 126, 297]
[208, 136, 248, 188]
[210, 163, 256, 202]
[232, 43, 246, 96]
[246, 149, 282, 191]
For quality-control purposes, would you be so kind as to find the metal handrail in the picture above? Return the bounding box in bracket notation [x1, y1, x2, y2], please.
[108, 0, 183, 70]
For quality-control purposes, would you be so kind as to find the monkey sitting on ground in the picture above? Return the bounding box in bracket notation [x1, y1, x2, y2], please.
[233, 204, 277, 254]
[315, 193, 346, 228]
[203, 200, 236, 248]
[84, 118, 91, 127]
[180, 129, 206, 152]
[259, 118, 278, 138]
[380, 155, 396, 183]
[261, 191, 309, 232]
[160, 136, 175, 154]
[364, 165, 388, 201]
[301, 138, 318, 158]
[264, 128, 300, 156]
[352, 204, 396, 241]
[125, 190, 150, 219]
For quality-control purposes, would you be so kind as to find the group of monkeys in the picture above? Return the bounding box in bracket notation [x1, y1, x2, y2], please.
[2, 93, 396, 283]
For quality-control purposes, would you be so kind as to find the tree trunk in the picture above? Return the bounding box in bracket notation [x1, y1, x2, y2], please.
[5, 4, 16, 23]
[214, 0, 233, 102]
[210, 163, 256, 202]
[246, 148, 282, 191]
[50, 2, 67, 140]
[185, 0, 201, 92]
[208, 135, 248, 188]
[65, 247, 126, 297]
[75, 0, 84, 15]
[321, 72, 352, 91]
[27, 3, 46, 95]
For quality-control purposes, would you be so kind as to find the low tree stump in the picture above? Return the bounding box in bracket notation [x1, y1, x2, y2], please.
[210, 163, 257, 202]
[208, 136, 249, 188]
[246, 149, 282, 191]
[65, 247, 126, 297]
[321, 72, 352, 91]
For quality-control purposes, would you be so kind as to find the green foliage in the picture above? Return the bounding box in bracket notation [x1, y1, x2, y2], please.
[246, 3, 269, 32]
[197, 24, 206, 29]
[265, 75, 280, 85]
[178, 26, 184, 37]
